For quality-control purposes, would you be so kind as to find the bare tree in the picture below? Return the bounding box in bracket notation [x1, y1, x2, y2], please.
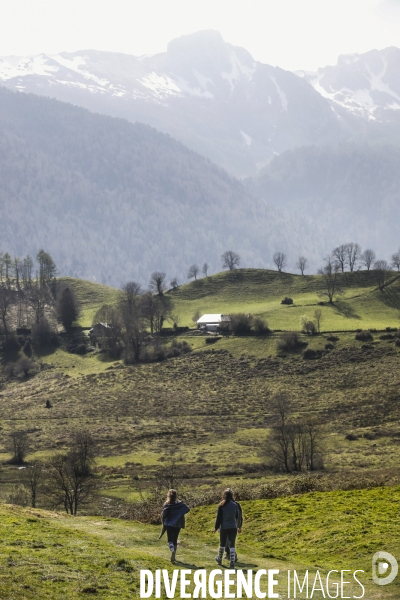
[313, 308, 322, 333]
[8, 431, 30, 465]
[36, 250, 57, 287]
[141, 292, 173, 335]
[149, 272, 166, 296]
[346, 243, 361, 272]
[0, 283, 15, 340]
[25, 281, 53, 325]
[20, 464, 43, 508]
[192, 309, 201, 325]
[318, 258, 343, 304]
[221, 251, 240, 271]
[273, 252, 287, 273]
[187, 264, 200, 280]
[391, 251, 400, 272]
[296, 256, 308, 276]
[373, 260, 390, 291]
[360, 249, 376, 271]
[47, 451, 97, 515]
[332, 244, 348, 273]
[120, 282, 145, 362]
[268, 394, 324, 473]
[73, 430, 96, 476]
[202, 262, 209, 277]
[268, 393, 292, 473]
[170, 278, 178, 289]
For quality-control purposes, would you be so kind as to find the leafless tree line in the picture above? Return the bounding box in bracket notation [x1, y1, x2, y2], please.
[267, 393, 324, 473]
[5, 430, 97, 515]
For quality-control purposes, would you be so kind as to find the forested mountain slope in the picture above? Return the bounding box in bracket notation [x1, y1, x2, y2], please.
[0, 31, 348, 177]
[0, 87, 331, 285]
[247, 143, 400, 257]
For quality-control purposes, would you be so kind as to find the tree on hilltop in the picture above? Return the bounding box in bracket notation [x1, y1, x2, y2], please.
[318, 257, 343, 304]
[296, 256, 308, 276]
[360, 249, 375, 271]
[187, 264, 200, 280]
[221, 251, 240, 271]
[273, 252, 287, 273]
[391, 250, 400, 272]
[149, 272, 166, 295]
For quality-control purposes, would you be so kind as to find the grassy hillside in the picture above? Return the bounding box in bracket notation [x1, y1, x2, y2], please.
[169, 268, 400, 330]
[1, 486, 400, 598]
[63, 268, 400, 331]
[57, 277, 120, 327]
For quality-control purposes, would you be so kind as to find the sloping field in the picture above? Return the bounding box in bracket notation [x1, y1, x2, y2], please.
[1, 486, 400, 598]
[63, 269, 400, 331]
[169, 268, 400, 330]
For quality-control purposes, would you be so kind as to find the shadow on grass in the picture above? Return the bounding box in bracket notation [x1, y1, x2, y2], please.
[330, 301, 361, 320]
[378, 287, 400, 310]
[175, 561, 204, 569]
[32, 342, 59, 358]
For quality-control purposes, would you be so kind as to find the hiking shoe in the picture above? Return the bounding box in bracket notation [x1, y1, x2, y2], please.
[215, 556, 222, 565]
[171, 550, 176, 563]
[229, 561, 235, 569]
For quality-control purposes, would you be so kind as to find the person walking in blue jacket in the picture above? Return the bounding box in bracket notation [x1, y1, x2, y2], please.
[213, 488, 240, 568]
[161, 489, 190, 563]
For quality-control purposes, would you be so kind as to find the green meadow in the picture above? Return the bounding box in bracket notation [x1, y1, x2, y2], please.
[1, 268, 400, 597]
[1, 486, 400, 598]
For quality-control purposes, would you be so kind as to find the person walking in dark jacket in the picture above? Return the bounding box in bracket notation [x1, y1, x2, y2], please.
[161, 489, 190, 563]
[224, 491, 243, 562]
[213, 488, 240, 568]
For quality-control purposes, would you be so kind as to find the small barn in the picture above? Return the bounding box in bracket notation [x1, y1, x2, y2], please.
[89, 323, 111, 345]
[196, 314, 231, 332]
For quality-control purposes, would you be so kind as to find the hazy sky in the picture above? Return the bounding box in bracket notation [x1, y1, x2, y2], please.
[1, 0, 399, 70]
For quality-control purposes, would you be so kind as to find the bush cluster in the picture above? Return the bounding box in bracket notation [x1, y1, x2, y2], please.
[230, 313, 270, 336]
[276, 331, 306, 353]
[281, 297, 293, 305]
[355, 330, 373, 342]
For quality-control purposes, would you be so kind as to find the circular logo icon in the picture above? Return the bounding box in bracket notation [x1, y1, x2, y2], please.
[372, 552, 398, 586]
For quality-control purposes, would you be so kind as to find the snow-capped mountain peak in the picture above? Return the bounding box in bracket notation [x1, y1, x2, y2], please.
[298, 46, 400, 120]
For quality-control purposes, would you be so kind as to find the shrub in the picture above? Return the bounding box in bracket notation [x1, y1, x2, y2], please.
[281, 297, 293, 305]
[302, 320, 317, 335]
[346, 433, 359, 441]
[205, 336, 220, 344]
[67, 334, 88, 354]
[14, 358, 38, 378]
[2, 335, 20, 353]
[325, 343, 334, 350]
[327, 335, 339, 342]
[31, 320, 58, 348]
[230, 313, 252, 335]
[355, 330, 373, 342]
[379, 333, 394, 340]
[22, 340, 32, 357]
[395, 339, 400, 348]
[276, 331, 306, 353]
[253, 317, 270, 336]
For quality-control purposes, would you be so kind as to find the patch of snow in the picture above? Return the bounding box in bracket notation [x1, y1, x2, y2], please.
[221, 50, 255, 91]
[270, 76, 288, 111]
[139, 72, 182, 97]
[240, 131, 253, 146]
[0, 54, 58, 80]
[173, 75, 213, 98]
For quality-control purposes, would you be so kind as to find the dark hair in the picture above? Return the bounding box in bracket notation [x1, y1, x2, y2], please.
[166, 489, 177, 504]
[219, 488, 234, 507]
